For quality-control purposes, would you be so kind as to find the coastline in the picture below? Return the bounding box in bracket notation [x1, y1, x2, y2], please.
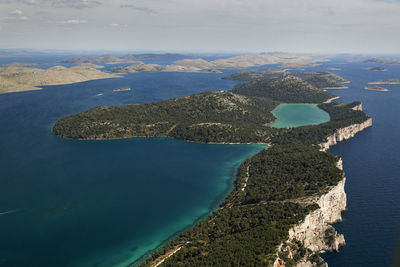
[128, 143, 266, 267]
[139, 108, 372, 267]
[273, 116, 372, 266]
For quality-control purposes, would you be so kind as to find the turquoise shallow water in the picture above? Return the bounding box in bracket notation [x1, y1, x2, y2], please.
[0, 68, 265, 267]
[270, 103, 330, 128]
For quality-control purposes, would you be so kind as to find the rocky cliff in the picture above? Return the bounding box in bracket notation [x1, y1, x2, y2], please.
[319, 117, 372, 151]
[274, 159, 346, 267]
[274, 114, 372, 267]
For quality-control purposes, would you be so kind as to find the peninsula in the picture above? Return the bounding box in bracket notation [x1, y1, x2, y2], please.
[0, 63, 117, 94]
[53, 71, 371, 267]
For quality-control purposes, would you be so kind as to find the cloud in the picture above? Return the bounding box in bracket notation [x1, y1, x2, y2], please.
[120, 4, 157, 14]
[9, 9, 23, 15]
[55, 19, 88, 25]
[0, 0, 102, 9]
[50, 0, 102, 9]
[2, 9, 29, 21]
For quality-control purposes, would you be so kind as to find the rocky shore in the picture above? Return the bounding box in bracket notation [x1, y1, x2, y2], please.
[274, 105, 372, 267]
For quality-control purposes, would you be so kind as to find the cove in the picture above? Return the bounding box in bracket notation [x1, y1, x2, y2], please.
[270, 104, 330, 128]
[0, 69, 263, 267]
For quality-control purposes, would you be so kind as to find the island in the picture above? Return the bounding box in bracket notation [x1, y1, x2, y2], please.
[368, 78, 400, 85]
[113, 87, 131, 92]
[52, 72, 371, 266]
[61, 53, 196, 64]
[364, 57, 400, 65]
[0, 63, 117, 94]
[223, 71, 349, 90]
[107, 53, 328, 74]
[364, 86, 389, 92]
[365, 66, 387, 71]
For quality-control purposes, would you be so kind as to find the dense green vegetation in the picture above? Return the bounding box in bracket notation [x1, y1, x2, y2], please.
[138, 144, 342, 267]
[53, 71, 370, 266]
[53, 91, 279, 142]
[271, 102, 370, 146]
[232, 76, 334, 103]
[225, 71, 348, 89]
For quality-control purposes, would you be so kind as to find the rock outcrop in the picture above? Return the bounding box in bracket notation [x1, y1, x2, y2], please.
[274, 160, 346, 267]
[319, 117, 372, 151]
[274, 112, 372, 267]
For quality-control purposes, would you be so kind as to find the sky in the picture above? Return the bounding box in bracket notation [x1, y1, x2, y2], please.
[1, 0, 400, 54]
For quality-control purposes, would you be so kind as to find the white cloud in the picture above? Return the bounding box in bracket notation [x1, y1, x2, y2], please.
[0, 0, 102, 9]
[9, 9, 23, 15]
[2, 8, 29, 21]
[120, 4, 156, 14]
[1, 0, 400, 53]
[55, 19, 88, 25]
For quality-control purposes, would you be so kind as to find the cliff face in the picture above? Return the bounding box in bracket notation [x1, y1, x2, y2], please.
[274, 114, 372, 267]
[274, 160, 346, 267]
[319, 117, 372, 151]
[288, 178, 346, 252]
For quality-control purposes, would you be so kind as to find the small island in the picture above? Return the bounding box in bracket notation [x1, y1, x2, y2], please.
[368, 78, 400, 85]
[113, 87, 131, 92]
[364, 86, 389, 92]
[365, 66, 387, 71]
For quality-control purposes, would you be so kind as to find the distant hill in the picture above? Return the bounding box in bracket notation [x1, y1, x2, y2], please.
[0, 63, 116, 93]
[61, 53, 195, 64]
[232, 76, 334, 103]
[225, 71, 348, 90]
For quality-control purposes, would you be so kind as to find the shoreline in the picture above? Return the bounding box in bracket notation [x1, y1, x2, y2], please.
[138, 111, 372, 267]
[128, 143, 265, 267]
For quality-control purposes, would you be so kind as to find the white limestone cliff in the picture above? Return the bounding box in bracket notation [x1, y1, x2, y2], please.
[274, 107, 372, 267]
[319, 117, 372, 151]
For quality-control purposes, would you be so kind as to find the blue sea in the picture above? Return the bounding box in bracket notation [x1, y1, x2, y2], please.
[0, 68, 267, 266]
[0, 55, 399, 267]
[302, 61, 400, 267]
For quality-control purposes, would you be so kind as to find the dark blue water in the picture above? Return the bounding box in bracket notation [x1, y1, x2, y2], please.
[306, 62, 400, 266]
[2, 56, 400, 267]
[0, 70, 265, 266]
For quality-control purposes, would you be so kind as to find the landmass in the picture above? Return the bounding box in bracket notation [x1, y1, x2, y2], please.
[364, 66, 387, 71]
[0, 63, 117, 93]
[326, 67, 341, 71]
[363, 57, 400, 65]
[4, 62, 39, 67]
[108, 52, 328, 74]
[368, 78, 400, 85]
[223, 71, 349, 90]
[364, 86, 389, 92]
[53, 72, 371, 267]
[108, 62, 221, 74]
[61, 53, 196, 64]
[346, 56, 400, 65]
